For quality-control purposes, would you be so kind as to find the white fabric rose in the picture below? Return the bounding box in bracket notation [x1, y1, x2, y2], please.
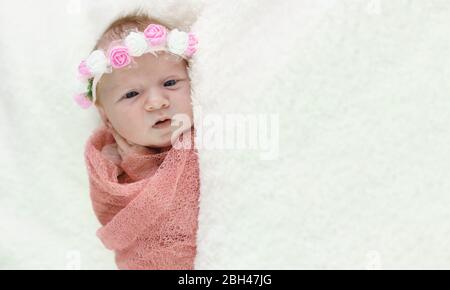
[124, 32, 149, 57]
[86, 50, 108, 75]
[167, 29, 189, 56]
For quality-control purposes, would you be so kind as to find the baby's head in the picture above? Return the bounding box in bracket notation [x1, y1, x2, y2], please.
[77, 12, 198, 149]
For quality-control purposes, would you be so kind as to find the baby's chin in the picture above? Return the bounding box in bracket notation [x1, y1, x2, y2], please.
[134, 125, 192, 148]
[137, 131, 178, 149]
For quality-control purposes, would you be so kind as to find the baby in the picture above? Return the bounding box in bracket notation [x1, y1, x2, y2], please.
[79, 12, 200, 270]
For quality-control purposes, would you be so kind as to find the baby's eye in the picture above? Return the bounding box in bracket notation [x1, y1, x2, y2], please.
[164, 80, 178, 87]
[124, 90, 139, 99]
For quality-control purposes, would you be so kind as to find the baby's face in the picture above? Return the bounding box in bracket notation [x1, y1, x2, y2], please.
[96, 51, 193, 148]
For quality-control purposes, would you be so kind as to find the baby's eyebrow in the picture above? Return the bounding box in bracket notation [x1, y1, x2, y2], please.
[106, 79, 125, 92]
[164, 74, 182, 80]
[110, 80, 136, 93]
[109, 72, 183, 92]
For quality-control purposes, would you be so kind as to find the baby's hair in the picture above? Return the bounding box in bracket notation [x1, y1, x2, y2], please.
[92, 9, 178, 106]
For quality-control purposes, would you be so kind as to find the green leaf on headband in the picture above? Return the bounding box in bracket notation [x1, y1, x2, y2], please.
[86, 78, 93, 101]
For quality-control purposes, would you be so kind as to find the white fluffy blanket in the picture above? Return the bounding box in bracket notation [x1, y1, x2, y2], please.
[192, 0, 450, 269]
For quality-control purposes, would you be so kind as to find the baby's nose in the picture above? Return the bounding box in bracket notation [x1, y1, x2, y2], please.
[145, 98, 170, 111]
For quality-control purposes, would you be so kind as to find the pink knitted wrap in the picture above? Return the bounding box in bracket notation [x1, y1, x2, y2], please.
[84, 125, 200, 270]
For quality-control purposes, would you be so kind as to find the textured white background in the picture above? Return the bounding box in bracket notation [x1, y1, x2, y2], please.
[192, 0, 450, 269]
[0, 0, 449, 269]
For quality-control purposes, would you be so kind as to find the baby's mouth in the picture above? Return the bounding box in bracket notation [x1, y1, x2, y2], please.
[152, 118, 172, 129]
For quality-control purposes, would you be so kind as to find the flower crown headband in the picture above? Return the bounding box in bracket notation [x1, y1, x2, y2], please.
[73, 24, 198, 109]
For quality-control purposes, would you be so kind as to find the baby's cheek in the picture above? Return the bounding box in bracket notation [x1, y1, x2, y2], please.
[177, 99, 193, 120]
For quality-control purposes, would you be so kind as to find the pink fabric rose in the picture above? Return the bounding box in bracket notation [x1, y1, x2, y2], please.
[74, 93, 92, 109]
[78, 60, 92, 79]
[109, 46, 131, 69]
[184, 33, 198, 57]
[144, 24, 168, 46]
